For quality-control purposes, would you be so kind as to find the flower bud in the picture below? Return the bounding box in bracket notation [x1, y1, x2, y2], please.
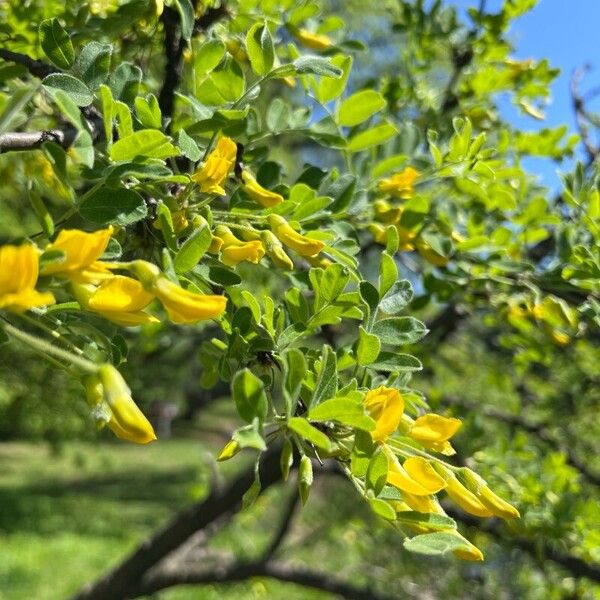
[261, 230, 294, 270]
[269, 215, 324, 258]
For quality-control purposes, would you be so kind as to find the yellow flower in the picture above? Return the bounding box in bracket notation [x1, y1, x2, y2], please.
[0, 244, 55, 312]
[408, 413, 462, 449]
[269, 215, 325, 258]
[261, 230, 294, 270]
[364, 386, 404, 442]
[154, 277, 227, 324]
[292, 27, 333, 51]
[191, 137, 237, 195]
[461, 468, 520, 519]
[399, 491, 445, 514]
[241, 170, 284, 207]
[97, 364, 157, 444]
[42, 227, 114, 283]
[214, 225, 265, 266]
[217, 439, 241, 461]
[444, 530, 484, 562]
[384, 447, 446, 496]
[153, 209, 189, 234]
[374, 199, 402, 224]
[433, 464, 493, 518]
[82, 276, 158, 326]
[378, 167, 419, 199]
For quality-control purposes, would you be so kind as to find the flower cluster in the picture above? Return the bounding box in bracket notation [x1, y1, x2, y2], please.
[363, 386, 520, 560]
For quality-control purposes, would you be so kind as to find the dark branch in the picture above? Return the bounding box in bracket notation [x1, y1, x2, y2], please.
[70, 446, 283, 600]
[0, 48, 59, 78]
[0, 127, 78, 153]
[571, 66, 599, 163]
[158, 4, 229, 126]
[129, 559, 398, 600]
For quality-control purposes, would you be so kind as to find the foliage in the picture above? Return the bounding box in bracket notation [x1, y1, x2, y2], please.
[0, 0, 598, 596]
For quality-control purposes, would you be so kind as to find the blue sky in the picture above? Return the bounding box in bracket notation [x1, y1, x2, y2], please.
[450, 0, 600, 188]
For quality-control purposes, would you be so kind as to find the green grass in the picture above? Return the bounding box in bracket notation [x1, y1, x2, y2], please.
[0, 439, 335, 600]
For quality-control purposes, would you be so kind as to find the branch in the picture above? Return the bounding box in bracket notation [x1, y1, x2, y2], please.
[0, 48, 58, 78]
[129, 558, 398, 600]
[0, 127, 78, 153]
[158, 3, 229, 125]
[443, 395, 600, 488]
[70, 446, 283, 600]
[571, 66, 599, 164]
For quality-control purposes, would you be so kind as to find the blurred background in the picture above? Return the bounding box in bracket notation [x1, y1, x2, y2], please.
[0, 0, 599, 599]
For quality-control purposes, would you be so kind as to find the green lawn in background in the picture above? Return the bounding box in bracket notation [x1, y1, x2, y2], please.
[0, 438, 329, 600]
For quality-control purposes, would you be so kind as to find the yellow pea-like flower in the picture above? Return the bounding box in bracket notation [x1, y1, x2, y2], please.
[217, 439, 241, 462]
[461, 468, 520, 519]
[154, 277, 227, 324]
[42, 227, 114, 283]
[97, 364, 157, 444]
[214, 225, 265, 266]
[402, 456, 447, 494]
[434, 464, 493, 518]
[374, 199, 402, 224]
[191, 137, 237, 196]
[261, 230, 294, 270]
[384, 447, 436, 496]
[292, 27, 333, 51]
[363, 386, 404, 442]
[82, 276, 158, 326]
[0, 244, 55, 312]
[409, 413, 462, 444]
[378, 167, 419, 199]
[399, 491, 445, 514]
[241, 170, 284, 207]
[444, 530, 484, 562]
[269, 215, 325, 258]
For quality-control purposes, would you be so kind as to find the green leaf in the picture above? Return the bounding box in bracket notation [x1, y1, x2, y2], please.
[0, 85, 37, 134]
[72, 42, 112, 90]
[99, 84, 114, 145]
[379, 280, 413, 314]
[242, 459, 262, 509]
[42, 74, 92, 107]
[280, 438, 294, 481]
[378, 252, 398, 296]
[298, 455, 313, 505]
[176, 129, 201, 161]
[366, 449, 388, 495]
[288, 417, 331, 451]
[356, 326, 381, 365]
[79, 186, 147, 226]
[283, 348, 307, 416]
[28, 189, 54, 237]
[372, 317, 428, 346]
[316, 54, 352, 103]
[368, 352, 422, 373]
[232, 369, 268, 423]
[337, 89, 386, 127]
[347, 122, 397, 152]
[109, 62, 142, 105]
[233, 421, 267, 451]
[396, 512, 457, 531]
[174, 0, 195, 42]
[195, 39, 226, 74]
[321, 263, 349, 302]
[52, 90, 87, 130]
[39, 18, 74, 69]
[135, 95, 162, 129]
[369, 497, 396, 521]
[293, 56, 343, 78]
[174, 226, 212, 273]
[197, 56, 245, 105]
[309, 397, 375, 431]
[404, 532, 472, 556]
[246, 21, 274, 75]
[310, 345, 337, 408]
[109, 130, 179, 162]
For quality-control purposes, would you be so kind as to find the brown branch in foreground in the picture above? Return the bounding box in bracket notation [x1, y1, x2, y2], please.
[0, 48, 59, 78]
[0, 127, 78, 153]
[158, 3, 229, 125]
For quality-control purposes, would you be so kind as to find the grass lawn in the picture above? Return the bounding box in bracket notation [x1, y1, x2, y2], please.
[0, 437, 334, 600]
